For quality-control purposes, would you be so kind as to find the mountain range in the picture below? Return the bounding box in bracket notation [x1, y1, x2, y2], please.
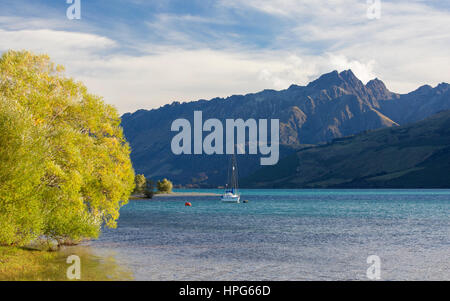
[121, 70, 450, 187]
[242, 110, 450, 188]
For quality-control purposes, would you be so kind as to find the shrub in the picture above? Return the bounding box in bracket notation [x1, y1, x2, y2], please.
[156, 178, 173, 194]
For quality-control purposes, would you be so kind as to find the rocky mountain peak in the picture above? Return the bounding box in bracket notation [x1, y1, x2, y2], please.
[365, 78, 393, 100]
[413, 84, 433, 96]
[435, 82, 449, 92]
[306, 69, 365, 96]
[366, 78, 386, 90]
[339, 69, 359, 83]
[307, 70, 342, 89]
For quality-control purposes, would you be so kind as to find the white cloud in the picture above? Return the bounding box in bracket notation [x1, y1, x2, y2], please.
[221, 0, 450, 92]
[328, 54, 376, 84]
[0, 0, 449, 114]
[0, 29, 116, 56]
[0, 28, 376, 113]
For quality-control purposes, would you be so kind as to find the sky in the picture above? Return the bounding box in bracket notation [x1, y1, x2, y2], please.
[0, 0, 449, 114]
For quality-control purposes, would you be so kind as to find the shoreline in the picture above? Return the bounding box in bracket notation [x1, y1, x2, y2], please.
[130, 192, 220, 200]
[155, 192, 220, 197]
[0, 244, 133, 281]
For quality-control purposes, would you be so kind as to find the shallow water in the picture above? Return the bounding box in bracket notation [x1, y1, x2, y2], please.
[90, 189, 450, 280]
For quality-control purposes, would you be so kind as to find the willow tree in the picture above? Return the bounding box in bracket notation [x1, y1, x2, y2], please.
[0, 50, 135, 246]
[0, 99, 46, 245]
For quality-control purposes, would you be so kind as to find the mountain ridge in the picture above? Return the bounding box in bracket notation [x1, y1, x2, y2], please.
[121, 70, 450, 186]
[242, 110, 450, 188]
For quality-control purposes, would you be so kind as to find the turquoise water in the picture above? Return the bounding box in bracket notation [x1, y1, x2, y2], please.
[91, 189, 450, 280]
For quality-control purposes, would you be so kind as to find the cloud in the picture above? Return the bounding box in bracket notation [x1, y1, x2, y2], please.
[0, 27, 378, 114]
[328, 54, 376, 84]
[0, 0, 449, 114]
[219, 0, 450, 91]
[0, 29, 116, 56]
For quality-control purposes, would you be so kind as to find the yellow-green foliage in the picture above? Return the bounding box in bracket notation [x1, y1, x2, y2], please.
[156, 178, 173, 193]
[0, 99, 46, 245]
[133, 174, 147, 194]
[0, 50, 135, 246]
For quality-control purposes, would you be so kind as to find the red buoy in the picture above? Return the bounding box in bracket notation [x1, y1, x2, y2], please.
[185, 202, 192, 207]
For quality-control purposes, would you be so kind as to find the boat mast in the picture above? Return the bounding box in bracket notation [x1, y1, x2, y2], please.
[231, 153, 238, 193]
[225, 152, 239, 193]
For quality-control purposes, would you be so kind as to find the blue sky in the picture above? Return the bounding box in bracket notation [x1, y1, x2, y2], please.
[0, 0, 449, 113]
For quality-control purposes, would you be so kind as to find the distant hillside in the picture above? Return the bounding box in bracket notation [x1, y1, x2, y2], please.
[242, 110, 450, 188]
[121, 70, 450, 186]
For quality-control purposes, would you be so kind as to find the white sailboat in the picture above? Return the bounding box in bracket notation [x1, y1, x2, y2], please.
[221, 154, 240, 203]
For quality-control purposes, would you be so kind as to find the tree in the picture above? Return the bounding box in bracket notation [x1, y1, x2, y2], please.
[156, 178, 173, 194]
[0, 98, 46, 245]
[143, 179, 155, 199]
[0, 50, 135, 246]
[133, 174, 147, 194]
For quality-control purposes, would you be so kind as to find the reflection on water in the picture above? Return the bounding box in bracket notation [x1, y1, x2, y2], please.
[91, 189, 450, 280]
[62, 245, 133, 281]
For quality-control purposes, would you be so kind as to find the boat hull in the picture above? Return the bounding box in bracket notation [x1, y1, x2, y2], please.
[221, 194, 240, 203]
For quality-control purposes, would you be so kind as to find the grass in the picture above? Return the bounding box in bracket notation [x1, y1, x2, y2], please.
[0, 245, 133, 281]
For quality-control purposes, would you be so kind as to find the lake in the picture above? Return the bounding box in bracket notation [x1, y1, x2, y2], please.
[89, 189, 450, 280]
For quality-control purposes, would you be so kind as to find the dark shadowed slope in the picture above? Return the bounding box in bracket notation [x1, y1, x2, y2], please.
[242, 110, 450, 188]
